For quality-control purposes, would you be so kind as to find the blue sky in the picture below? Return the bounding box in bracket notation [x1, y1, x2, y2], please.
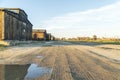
[0, 0, 120, 38]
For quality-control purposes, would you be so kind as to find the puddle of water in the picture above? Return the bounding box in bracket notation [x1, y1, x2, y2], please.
[52, 45, 65, 47]
[36, 55, 43, 59]
[25, 63, 52, 79]
[45, 42, 53, 44]
[0, 63, 52, 80]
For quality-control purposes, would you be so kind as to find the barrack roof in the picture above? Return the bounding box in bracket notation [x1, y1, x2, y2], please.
[33, 29, 46, 33]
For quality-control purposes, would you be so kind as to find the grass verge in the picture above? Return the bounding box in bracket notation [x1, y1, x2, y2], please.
[65, 40, 120, 45]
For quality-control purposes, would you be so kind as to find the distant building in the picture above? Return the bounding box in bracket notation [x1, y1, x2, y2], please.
[32, 29, 47, 41]
[51, 36, 55, 41]
[46, 33, 51, 41]
[46, 33, 55, 41]
[0, 8, 32, 40]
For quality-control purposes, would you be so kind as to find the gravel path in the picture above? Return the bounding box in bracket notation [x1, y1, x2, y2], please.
[0, 41, 120, 80]
[33, 46, 120, 80]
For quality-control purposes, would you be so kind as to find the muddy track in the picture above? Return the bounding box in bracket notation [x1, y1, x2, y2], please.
[33, 46, 120, 80]
[0, 42, 120, 80]
[65, 46, 120, 80]
[49, 47, 73, 80]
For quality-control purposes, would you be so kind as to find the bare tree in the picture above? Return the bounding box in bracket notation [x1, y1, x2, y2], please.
[93, 35, 97, 40]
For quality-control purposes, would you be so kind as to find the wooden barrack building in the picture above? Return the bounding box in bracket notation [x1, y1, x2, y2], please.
[0, 8, 32, 40]
[32, 29, 47, 41]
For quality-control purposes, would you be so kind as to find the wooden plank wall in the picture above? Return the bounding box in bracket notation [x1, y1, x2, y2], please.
[4, 12, 32, 40]
[0, 11, 4, 40]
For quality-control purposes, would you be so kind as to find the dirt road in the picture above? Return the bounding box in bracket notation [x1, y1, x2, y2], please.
[0, 41, 120, 80]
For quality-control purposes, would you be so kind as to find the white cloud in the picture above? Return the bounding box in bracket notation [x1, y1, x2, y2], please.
[43, 1, 120, 38]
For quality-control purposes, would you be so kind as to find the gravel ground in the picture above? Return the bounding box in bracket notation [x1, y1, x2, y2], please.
[0, 41, 120, 80]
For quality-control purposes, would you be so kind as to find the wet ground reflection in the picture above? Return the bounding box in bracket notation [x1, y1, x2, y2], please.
[25, 63, 52, 79]
[0, 63, 52, 80]
[0, 64, 29, 80]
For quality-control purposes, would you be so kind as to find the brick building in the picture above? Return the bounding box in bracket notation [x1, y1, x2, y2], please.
[32, 29, 47, 41]
[0, 8, 32, 40]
